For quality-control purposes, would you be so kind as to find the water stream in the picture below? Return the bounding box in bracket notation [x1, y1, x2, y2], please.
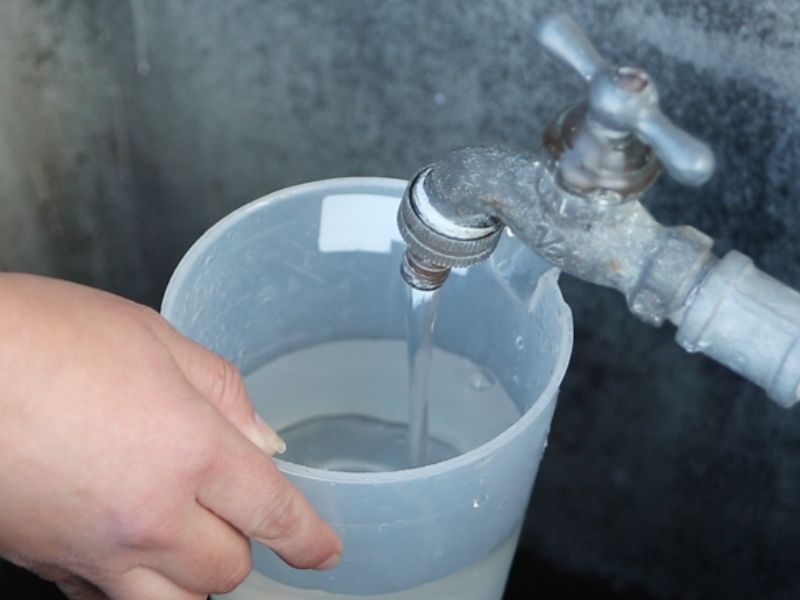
[406, 287, 440, 467]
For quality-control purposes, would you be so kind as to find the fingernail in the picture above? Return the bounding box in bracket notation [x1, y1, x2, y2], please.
[254, 413, 287, 456]
[318, 552, 341, 570]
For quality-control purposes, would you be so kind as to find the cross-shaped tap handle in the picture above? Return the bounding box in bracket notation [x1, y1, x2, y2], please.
[537, 13, 715, 186]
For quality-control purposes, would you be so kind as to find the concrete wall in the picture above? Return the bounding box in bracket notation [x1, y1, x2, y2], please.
[2, 1, 799, 596]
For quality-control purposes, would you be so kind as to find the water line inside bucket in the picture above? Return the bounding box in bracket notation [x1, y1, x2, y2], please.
[244, 339, 520, 473]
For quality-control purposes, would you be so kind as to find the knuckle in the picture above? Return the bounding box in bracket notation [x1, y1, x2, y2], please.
[214, 545, 253, 593]
[107, 494, 175, 550]
[121, 300, 163, 327]
[171, 424, 220, 484]
[257, 485, 304, 542]
[206, 354, 245, 408]
[132, 303, 161, 323]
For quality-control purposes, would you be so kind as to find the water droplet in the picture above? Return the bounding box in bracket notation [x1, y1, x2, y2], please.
[512, 374, 520, 384]
[472, 499, 481, 508]
[203, 254, 215, 267]
[468, 369, 495, 391]
[730, 352, 747, 370]
[515, 335, 524, 350]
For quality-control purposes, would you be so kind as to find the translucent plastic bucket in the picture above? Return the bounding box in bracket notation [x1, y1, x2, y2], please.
[161, 178, 573, 599]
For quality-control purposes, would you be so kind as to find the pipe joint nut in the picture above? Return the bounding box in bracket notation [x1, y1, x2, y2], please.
[397, 168, 503, 268]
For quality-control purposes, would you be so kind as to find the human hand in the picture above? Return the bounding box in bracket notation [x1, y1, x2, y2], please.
[0, 274, 341, 599]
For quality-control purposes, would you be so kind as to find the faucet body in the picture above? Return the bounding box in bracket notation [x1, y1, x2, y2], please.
[419, 146, 713, 326]
[402, 146, 800, 407]
[397, 14, 800, 408]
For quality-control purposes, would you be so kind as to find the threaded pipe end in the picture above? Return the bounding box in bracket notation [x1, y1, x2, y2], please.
[400, 250, 451, 291]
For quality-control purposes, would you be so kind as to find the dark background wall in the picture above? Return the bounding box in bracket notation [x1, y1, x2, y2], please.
[1, 1, 799, 598]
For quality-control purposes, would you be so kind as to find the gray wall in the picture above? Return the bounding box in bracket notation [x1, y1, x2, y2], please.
[2, 1, 799, 597]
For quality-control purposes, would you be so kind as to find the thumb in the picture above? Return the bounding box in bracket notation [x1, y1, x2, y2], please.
[149, 319, 285, 455]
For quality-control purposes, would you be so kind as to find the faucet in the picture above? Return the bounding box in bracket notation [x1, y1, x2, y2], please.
[397, 14, 800, 408]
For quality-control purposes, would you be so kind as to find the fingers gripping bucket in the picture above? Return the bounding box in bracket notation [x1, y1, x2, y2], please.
[161, 178, 573, 598]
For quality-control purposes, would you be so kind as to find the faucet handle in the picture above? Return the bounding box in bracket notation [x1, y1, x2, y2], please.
[537, 13, 715, 187]
[537, 13, 611, 82]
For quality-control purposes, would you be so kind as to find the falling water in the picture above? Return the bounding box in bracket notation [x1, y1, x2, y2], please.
[406, 286, 440, 467]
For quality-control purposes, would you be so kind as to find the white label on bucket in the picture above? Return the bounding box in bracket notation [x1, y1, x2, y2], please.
[319, 194, 402, 254]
